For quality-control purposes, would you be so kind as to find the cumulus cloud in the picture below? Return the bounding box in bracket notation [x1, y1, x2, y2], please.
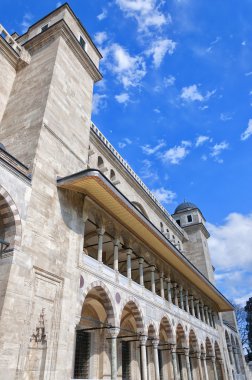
[140, 159, 159, 181]
[20, 13, 33, 33]
[94, 31, 108, 45]
[146, 39, 176, 67]
[92, 94, 107, 114]
[181, 84, 215, 103]
[195, 135, 210, 147]
[104, 43, 146, 88]
[115, 93, 130, 104]
[210, 141, 229, 163]
[164, 75, 176, 87]
[97, 9, 107, 20]
[151, 187, 176, 204]
[115, 0, 169, 33]
[160, 141, 190, 164]
[241, 119, 252, 141]
[141, 140, 166, 155]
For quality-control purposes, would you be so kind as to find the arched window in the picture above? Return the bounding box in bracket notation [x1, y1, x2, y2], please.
[97, 156, 104, 169]
[110, 169, 116, 182]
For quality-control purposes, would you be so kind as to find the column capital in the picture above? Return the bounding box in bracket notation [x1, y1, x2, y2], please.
[211, 356, 216, 364]
[139, 335, 148, 345]
[204, 305, 209, 311]
[97, 226, 105, 235]
[170, 343, 176, 353]
[139, 257, 145, 264]
[196, 352, 201, 360]
[150, 265, 156, 271]
[202, 352, 207, 360]
[184, 347, 190, 356]
[195, 299, 199, 304]
[113, 237, 120, 246]
[160, 271, 164, 278]
[126, 247, 132, 255]
[109, 327, 120, 338]
[152, 339, 159, 349]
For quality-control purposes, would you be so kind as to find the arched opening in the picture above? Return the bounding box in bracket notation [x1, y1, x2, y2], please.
[225, 330, 233, 365]
[74, 285, 115, 379]
[132, 201, 149, 220]
[231, 334, 239, 374]
[97, 156, 104, 169]
[0, 188, 21, 316]
[146, 324, 157, 380]
[110, 169, 116, 182]
[176, 324, 187, 380]
[215, 341, 224, 380]
[119, 300, 144, 380]
[235, 337, 245, 375]
[158, 317, 174, 380]
[206, 337, 215, 380]
[189, 329, 199, 379]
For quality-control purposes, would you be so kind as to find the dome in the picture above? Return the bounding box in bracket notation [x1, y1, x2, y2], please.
[174, 201, 198, 214]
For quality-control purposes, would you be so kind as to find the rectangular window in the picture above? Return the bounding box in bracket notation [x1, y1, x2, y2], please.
[176, 219, 181, 226]
[122, 340, 131, 380]
[80, 36, 86, 50]
[187, 215, 192, 223]
[74, 331, 90, 379]
[41, 24, 48, 32]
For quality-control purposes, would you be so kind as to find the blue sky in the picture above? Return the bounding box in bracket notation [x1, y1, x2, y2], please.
[1, 0, 251, 305]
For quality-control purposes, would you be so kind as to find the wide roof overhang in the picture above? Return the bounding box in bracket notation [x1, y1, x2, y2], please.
[57, 169, 233, 312]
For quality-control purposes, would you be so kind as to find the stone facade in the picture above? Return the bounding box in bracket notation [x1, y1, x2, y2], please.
[0, 4, 250, 380]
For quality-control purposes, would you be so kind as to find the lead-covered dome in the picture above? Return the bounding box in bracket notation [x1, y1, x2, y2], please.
[174, 201, 198, 214]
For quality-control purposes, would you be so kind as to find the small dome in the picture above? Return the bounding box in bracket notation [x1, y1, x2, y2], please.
[174, 201, 198, 214]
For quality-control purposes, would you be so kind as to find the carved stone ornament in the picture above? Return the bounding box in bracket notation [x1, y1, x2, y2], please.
[30, 308, 47, 348]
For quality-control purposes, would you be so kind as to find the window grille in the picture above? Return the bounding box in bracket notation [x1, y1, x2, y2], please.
[74, 331, 90, 379]
[122, 341, 131, 380]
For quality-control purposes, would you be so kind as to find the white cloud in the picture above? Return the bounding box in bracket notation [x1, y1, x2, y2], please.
[151, 187, 176, 204]
[105, 43, 146, 88]
[141, 140, 166, 155]
[210, 141, 229, 162]
[56, 1, 62, 7]
[118, 137, 132, 148]
[164, 75, 176, 87]
[92, 94, 107, 114]
[140, 159, 159, 181]
[115, 93, 130, 104]
[146, 39, 176, 67]
[241, 119, 252, 141]
[181, 84, 215, 103]
[220, 112, 232, 122]
[245, 71, 252, 77]
[94, 32, 108, 45]
[97, 9, 107, 21]
[160, 143, 190, 165]
[20, 13, 33, 33]
[153, 108, 161, 113]
[115, 0, 169, 33]
[208, 213, 252, 271]
[195, 135, 210, 147]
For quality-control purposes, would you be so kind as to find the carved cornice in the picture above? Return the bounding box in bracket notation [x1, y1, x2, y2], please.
[23, 19, 102, 83]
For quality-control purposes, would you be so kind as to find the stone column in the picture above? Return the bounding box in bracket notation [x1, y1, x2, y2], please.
[185, 290, 190, 313]
[200, 302, 205, 323]
[97, 227, 105, 262]
[160, 272, 165, 299]
[202, 353, 209, 380]
[234, 347, 241, 373]
[113, 238, 120, 271]
[195, 300, 200, 319]
[140, 336, 148, 380]
[184, 348, 192, 380]
[204, 306, 209, 325]
[127, 248, 132, 280]
[190, 296, 195, 317]
[208, 310, 213, 327]
[196, 352, 203, 380]
[152, 339, 160, 380]
[167, 278, 172, 303]
[212, 312, 216, 328]
[139, 257, 144, 286]
[171, 345, 179, 380]
[228, 344, 234, 365]
[180, 285, 184, 310]
[82, 209, 88, 249]
[109, 327, 120, 380]
[219, 359, 227, 380]
[212, 357, 218, 380]
[174, 283, 178, 306]
[151, 266, 156, 294]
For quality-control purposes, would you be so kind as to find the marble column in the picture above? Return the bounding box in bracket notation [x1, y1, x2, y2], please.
[228, 344, 234, 365]
[152, 339, 160, 380]
[180, 285, 184, 310]
[82, 210, 88, 249]
[196, 352, 203, 380]
[190, 296, 195, 317]
[185, 290, 190, 313]
[212, 312, 216, 328]
[113, 238, 120, 271]
[219, 359, 227, 380]
[160, 272, 165, 299]
[184, 348, 192, 380]
[174, 283, 178, 306]
[195, 300, 200, 319]
[202, 353, 209, 380]
[97, 227, 105, 262]
[127, 248, 132, 280]
[151, 266, 156, 294]
[212, 357, 218, 380]
[171, 345, 179, 380]
[140, 336, 148, 380]
[200, 302, 205, 323]
[167, 278, 172, 303]
[204, 306, 210, 325]
[234, 347, 241, 374]
[109, 327, 120, 380]
[139, 257, 144, 286]
[208, 310, 213, 327]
